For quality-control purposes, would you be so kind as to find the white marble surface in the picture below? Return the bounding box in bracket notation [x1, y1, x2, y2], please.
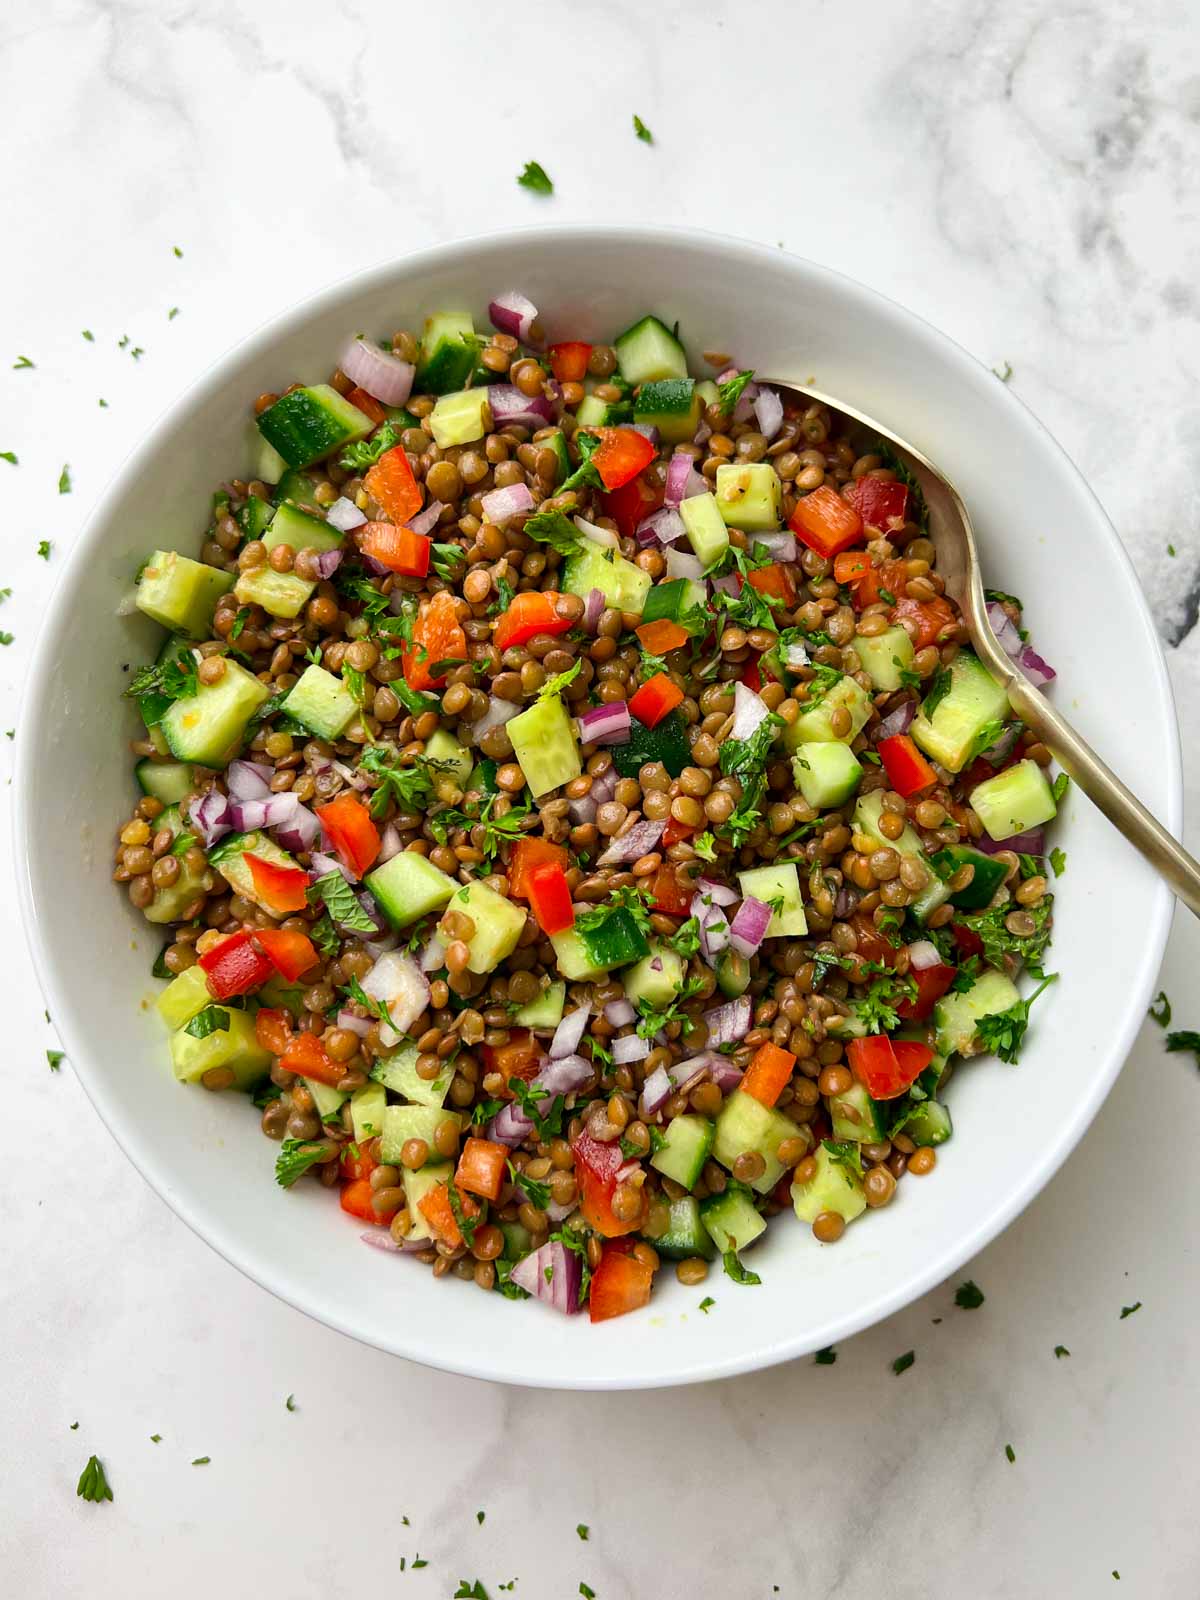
[3, 1, 1200, 1593]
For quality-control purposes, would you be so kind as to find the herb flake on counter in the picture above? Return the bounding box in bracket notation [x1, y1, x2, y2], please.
[1119, 1302, 1142, 1319]
[0, 451, 16, 465]
[1005, 1443, 1016, 1463]
[1054, 1345, 1070, 1358]
[892, 1350, 915, 1375]
[13, 355, 34, 369]
[993, 361, 1013, 382]
[47, 1049, 65, 1070]
[285, 1394, 296, 1412]
[814, 1346, 837, 1365]
[150, 1433, 162, 1442]
[580, 1586, 595, 1599]
[1164, 1030, 1200, 1067]
[576, 1525, 589, 1541]
[633, 113, 653, 143]
[476, 1510, 485, 1525]
[1148, 991, 1171, 1027]
[955, 1279, 985, 1310]
[191, 1456, 210, 1465]
[168, 307, 180, 321]
[58, 464, 71, 494]
[76, 1455, 113, 1503]
[698, 1297, 715, 1314]
[517, 160, 553, 195]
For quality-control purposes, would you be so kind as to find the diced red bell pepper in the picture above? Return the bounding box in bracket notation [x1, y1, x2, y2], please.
[527, 860, 575, 936]
[835, 553, 910, 609]
[747, 563, 796, 605]
[739, 658, 764, 693]
[316, 793, 381, 878]
[363, 446, 423, 526]
[741, 1041, 796, 1107]
[244, 853, 310, 916]
[589, 1239, 654, 1324]
[628, 674, 683, 729]
[851, 913, 901, 969]
[590, 427, 656, 491]
[341, 1140, 378, 1181]
[344, 386, 389, 425]
[340, 1178, 377, 1222]
[254, 927, 320, 982]
[891, 594, 956, 650]
[636, 617, 690, 655]
[951, 922, 985, 962]
[417, 1180, 479, 1250]
[878, 734, 938, 798]
[279, 1029, 343, 1087]
[198, 931, 274, 1000]
[547, 341, 592, 383]
[602, 475, 664, 539]
[481, 1030, 541, 1096]
[661, 814, 696, 848]
[897, 962, 957, 1021]
[493, 589, 573, 652]
[572, 1128, 647, 1238]
[255, 1007, 293, 1056]
[788, 485, 864, 559]
[847, 1034, 933, 1099]
[454, 1137, 509, 1203]
[403, 590, 467, 692]
[649, 864, 692, 915]
[357, 521, 431, 578]
[507, 837, 570, 899]
[844, 475, 910, 531]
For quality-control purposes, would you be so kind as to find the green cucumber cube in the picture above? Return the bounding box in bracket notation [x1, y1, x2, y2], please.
[655, 1195, 716, 1261]
[713, 1090, 811, 1193]
[234, 566, 315, 620]
[854, 625, 916, 691]
[208, 831, 298, 910]
[303, 1076, 348, 1120]
[512, 980, 566, 1030]
[238, 496, 276, 540]
[281, 663, 358, 741]
[737, 863, 807, 937]
[257, 384, 374, 469]
[853, 792, 949, 924]
[437, 881, 526, 973]
[539, 430, 570, 487]
[828, 1080, 885, 1143]
[506, 694, 581, 798]
[161, 659, 270, 768]
[934, 968, 1021, 1058]
[614, 314, 688, 385]
[904, 1099, 952, 1147]
[549, 927, 610, 980]
[264, 500, 342, 556]
[561, 540, 652, 615]
[135, 758, 194, 806]
[784, 674, 873, 747]
[350, 1081, 387, 1142]
[423, 727, 473, 786]
[155, 965, 212, 1031]
[791, 1142, 867, 1226]
[700, 1184, 767, 1252]
[380, 1106, 461, 1166]
[791, 741, 863, 809]
[251, 428, 287, 485]
[429, 387, 490, 448]
[927, 843, 1008, 909]
[634, 378, 701, 444]
[679, 491, 729, 568]
[969, 759, 1057, 841]
[911, 650, 1009, 772]
[273, 469, 324, 514]
[575, 394, 611, 427]
[169, 1008, 271, 1090]
[714, 463, 783, 531]
[366, 850, 458, 930]
[624, 946, 684, 1006]
[650, 1113, 714, 1191]
[402, 1160, 455, 1242]
[416, 312, 478, 395]
[371, 1042, 453, 1108]
[136, 550, 234, 639]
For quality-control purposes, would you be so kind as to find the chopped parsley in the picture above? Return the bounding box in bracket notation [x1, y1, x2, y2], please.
[358, 742, 444, 817]
[950, 956, 980, 994]
[47, 1049, 65, 1071]
[306, 870, 376, 932]
[698, 1297, 715, 1315]
[0, 451, 15, 465]
[580, 1586, 595, 1599]
[1049, 846, 1067, 876]
[337, 420, 401, 472]
[509, 1077, 567, 1140]
[76, 1455, 113, 1503]
[37, 540, 52, 559]
[1054, 1345, 1070, 1358]
[561, 430, 604, 493]
[1148, 991, 1171, 1027]
[341, 974, 396, 1033]
[517, 159, 554, 194]
[1052, 772, 1071, 803]
[722, 1249, 762, 1286]
[692, 830, 717, 862]
[577, 1523, 590, 1540]
[274, 1139, 326, 1188]
[975, 972, 1057, 1064]
[446, 1180, 479, 1247]
[954, 1279, 985, 1310]
[538, 659, 583, 702]
[455, 1584, 489, 1599]
[122, 652, 199, 704]
[634, 975, 705, 1039]
[958, 896, 1053, 975]
[633, 113, 653, 143]
[522, 507, 583, 557]
[921, 665, 952, 718]
[286, 1394, 297, 1412]
[1005, 1443, 1016, 1463]
[510, 1160, 551, 1211]
[668, 915, 702, 960]
[850, 972, 917, 1033]
[814, 1346, 837, 1365]
[476, 1510, 485, 1526]
[12, 355, 34, 370]
[892, 1350, 916, 1375]
[1119, 1302, 1142, 1319]
[192, 1457, 210, 1466]
[488, 573, 516, 616]
[431, 792, 532, 869]
[717, 368, 755, 414]
[575, 883, 654, 944]
[184, 1005, 230, 1040]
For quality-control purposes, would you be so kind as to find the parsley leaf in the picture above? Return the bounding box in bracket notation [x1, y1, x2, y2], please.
[692, 830, 717, 862]
[510, 1160, 551, 1211]
[699, 1297, 715, 1314]
[822, 1139, 864, 1179]
[358, 743, 442, 818]
[892, 1350, 916, 1375]
[634, 975, 705, 1040]
[275, 1139, 327, 1188]
[1165, 1030, 1200, 1067]
[122, 652, 199, 704]
[1054, 1345, 1070, 1358]
[184, 1005, 230, 1040]
[575, 883, 654, 943]
[47, 1049, 65, 1071]
[432, 541, 465, 583]
[517, 159, 554, 194]
[0, 450, 16, 465]
[337, 419, 401, 473]
[446, 1179, 479, 1247]
[1120, 1301, 1142, 1319]
[306, 870, 376, 932]
[432, 792, 532, 869]
[1049, 846, 1067, 877]
[76, 1455, 113, 1504]
[58, 464, 72, 494]
[509, 1078, 567, 1140]
[454, 1583, 490, 1599]
[1052, 772, 1071, 803]
[488, 573, 516, 616]
[922, 665, 952, 718]
[1148, 990, 1171, 1028]
[975, 972, 1057, 1064]
[577, 1524, 590, 1540]
[717, 369, 755, 414]
[538, 658, 583, 702]
[814, 1346, 837, 1364]
[950, 956, 980, 994]
[560, 431, 604, 494]
[954, 1279, 985, 1310]
[522, 507, 583, 557]
[850, 973, 917, 1033]
[341, 974, 396, 1033]
[722, 1249, 762, 1286]
[958, 896, 1053, 975]
[37, 539, 52, 559]
[668, 916, 702, 960]
[633, 113, 653, 143]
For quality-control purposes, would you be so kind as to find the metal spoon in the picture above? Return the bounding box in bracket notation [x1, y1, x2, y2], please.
[765, 378, 1200, 916]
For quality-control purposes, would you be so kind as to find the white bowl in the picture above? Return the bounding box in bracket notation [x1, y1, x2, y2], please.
[16, 226, 1179, 1389]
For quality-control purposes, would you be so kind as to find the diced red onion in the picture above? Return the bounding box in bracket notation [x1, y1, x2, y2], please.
[628, 423, 659, 443]
[488, 291, 541, 346]
[550, 1005, 590, 1060]
[907, 940, 942, 971]
[228, 798, 268, 832]
[331, 759, 371, 792]
[665, 453, 707, 507]
[615, 1158, 642, 1185]
[703, 995, 752, 1045]
[568, 796, 597, 826]
[612, 1033, 650, 1065]
[709, 571, 740, 597]
[1018, 644, 1056, 687]
[604, 997, 636, 1027]
[339, 337, 415, 407]
[326, 496, 367, 532]
[361, 951, 430, 1047]
[406, 501, 442, 538]
[981, 724, 1022, 767]
[227, 759, 273, 801]
[489, 1102, 535, 1146]
[482, 482, 535, 524]
[536, 1053, 593, 1096]
[313, 548, 343, 579]
[974, 827, 1046, 856]
[362, 552, 392, 578]
[709, 1058, 743, 1093]
[469, 697, 521, 746]
[378, 823, 402, 863]
[486, 384, 556, 430]
[336, 1008, 372, 1037]
[785, 639, 810, 670]
[270, 794, 322, 854]
[733, 383, 759, 424]
[188, 788, 233, 848]
[696, 877, 738, 907]
[985, 601, 1024, 659]
[577, 701, 631, 747]
[876, 700, 917, 740]
[419, 935, 445, 973]
[309, 851, 351, 882]
[694, 421, 712, 446]
[753, 386, 784, 441]
[729, 895, 772, 957]
[730, 682, 770, 741]
[362, 933, 400, 959]
[361, 1229, 426, 1255]
[638, 1065, 673, 1117]
[753, 530, 797, 564]
[510, 1239, 582, 1315]
[692, 892, 731, 962]
[665, 546, 704, 581]
[636, 506, 686, 547]
[589, 767, 618, 805]
[668, 1054, 715, 1094]
[544, 1198, 576, 1224]
[598, 818, 666, 866]
[581, 587, 606, 635]
[574, 515, 619, 550]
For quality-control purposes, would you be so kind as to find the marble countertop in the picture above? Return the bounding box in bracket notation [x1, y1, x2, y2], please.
[4, 1, 1199, 1593]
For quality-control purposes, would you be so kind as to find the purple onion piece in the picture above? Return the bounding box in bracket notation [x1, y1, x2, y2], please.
[612, 1033, 650, 1064]
[907, 940, 943, 972]
[709, 1058, 744, 1093]
[406, 501, 443, 538]
[336, 1008, 372, 1037]
[577, 701, 631, 747]
[638, 1065, 673, 1117]
[188, 788, 233, 848]
[696, 876, 738, 907]
[604, 997, 636, 1027]
[227, 759, 273, 801]
[833, 883, 860, 920]
[581, 587, 606, 635]
[730, 681, 770, 741]
[326, 496, 367, 532]
[488, 291, 540, 345]
[489, 1103, 534, 1147]
[549, 1006, 590, 1060]
[536, 1053, 593, 1096]
[597, 818, 666, 866]
[665, 546, 704, 581]
[636, 506, 686, 546]
[486, 383, 556, 430]
[753, 385, 784, 441]
[510, 1239, 582, 1314]
[973, 827, 1046, 857]
[876, 700, 917, 740]
[339, 337, 415, 406]
[729, 895, 772, 957]
[481, 481, 535, 524]
[1018, 643, 1056, 687]
[703, 995, 752, 1046]
[314, 548, 343, 580]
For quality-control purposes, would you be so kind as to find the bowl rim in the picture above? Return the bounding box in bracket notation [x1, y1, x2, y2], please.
[14, 223, 1181, 1389]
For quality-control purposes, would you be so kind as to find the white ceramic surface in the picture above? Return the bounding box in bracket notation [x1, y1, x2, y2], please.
[14, 226, 1179, 1391]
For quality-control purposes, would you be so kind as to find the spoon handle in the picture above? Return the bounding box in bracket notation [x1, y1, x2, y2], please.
[1002, 673, 1200, 917]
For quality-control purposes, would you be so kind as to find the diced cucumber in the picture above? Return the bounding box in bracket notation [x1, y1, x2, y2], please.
[852, 792, 950, 924]
[737, 863, 807, 937]
[927, 843, 1008, 910]
[650, 1114, 715, 1192]
[208, 830, 298, 909]
[380, 1105, 461, 1166]
[700, 1183, 767, 1252]
[577, 909, 649, 970]
[234, 566, 315, 620]
[500, 1220, 534, 1261]
[539, 430, 570, 487]
[260, 974, 305, 1017]
[303, 1076, 348, 1120]
[714, 464, 782, 532]
[161, 659, 270, 769]
[257, 384, 374, 469]
[696, 379, 720, 408]
[791, 1142, 867, 1226]
[273, 469, 324, 514]
[512, 980, 566, 1030]
[437, 880, 526, 974]
[655, 1195, 716, 1261]
[506, 694, 581, 798]
[136, 550, 234, 638]
[969, 759, 1057, 841]
[135, 758, 194, 806]
[264, 500, 342, 556]
[367, 849, 458, 930]
[634, 378, 701, 444]
[791, 742, 862, 809]
[415, 312, 478, 395]
[624, 946, 684, 1007]
[281, 663, 358, 741]
[641, 578, 706, 626]
[561, 540, 652, 616]
[423, 727, 472, 786]
[614, 314, 688, 385]
[712, 1091, 812, 1193]
[402, 1160, 455, 1243]
[911, 650, 1009, 773]
[575, 394, 611, 427]
[371, 1042, 453, 1108]
[679, 491, 729, 568]
[250, 427, 287, 486]
[904, 1099, 952, 1147]
[854, 625, 916, 692]
[169, 1009, 271, 1090]
[350, 1081, 387, 1142]
[784, 675, 873, 747]
[429, 387, 490, 448]
[549, 926, 611, 980]
[828, 1080, 886, 1143]
[610, 709, 690, 780]
[934, 968, 1021, 1058]
[155, 965, 212, 1031]
[237, 496, 276, 540]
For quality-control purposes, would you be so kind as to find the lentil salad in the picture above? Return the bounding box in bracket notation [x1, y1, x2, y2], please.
[117, 296, 1062, 1323]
